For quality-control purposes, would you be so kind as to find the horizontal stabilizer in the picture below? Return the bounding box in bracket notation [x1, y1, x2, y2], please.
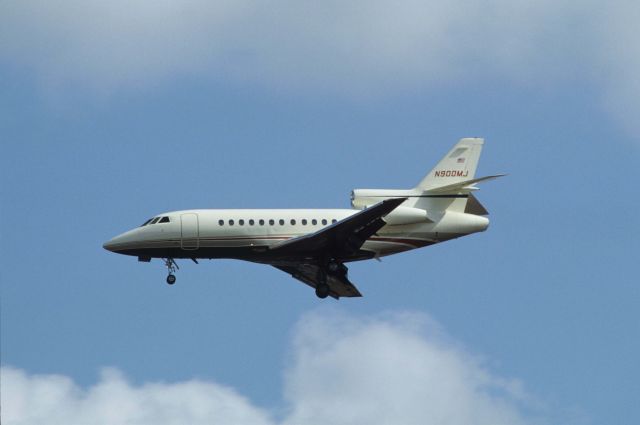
[426, 174, 506, 194]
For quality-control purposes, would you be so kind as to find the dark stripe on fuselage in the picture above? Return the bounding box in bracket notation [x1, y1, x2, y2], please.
[108, 235, 433, 250]
[364, 194, 469, 198]
[109, 236, 434, 262]
[115, 246, 377, 264]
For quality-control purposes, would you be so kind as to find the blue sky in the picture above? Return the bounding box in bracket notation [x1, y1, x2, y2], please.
[1, 2, 639, 424]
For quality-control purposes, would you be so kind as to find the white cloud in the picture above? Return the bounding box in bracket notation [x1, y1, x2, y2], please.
[281, 311, 534, 425]
[0, 1, 605, 94]
[2, 366, 273, 425]
[595, 0, 640, 139]
[3, 0, 640, 136]
[2, 310, 552, 425]
[0, 0, 254, 94]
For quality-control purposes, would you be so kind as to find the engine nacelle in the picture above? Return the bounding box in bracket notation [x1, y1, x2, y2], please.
[351, 189, 416, 209]
[351, 189, 430, 225]
[382, 206, 431, 225]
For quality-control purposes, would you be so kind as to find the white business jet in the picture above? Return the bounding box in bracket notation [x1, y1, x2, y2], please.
[104, 138, 503, 299]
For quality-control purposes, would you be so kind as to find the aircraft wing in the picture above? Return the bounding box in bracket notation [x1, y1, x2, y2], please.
[274, 264, 362, 299]
[269, 197, 407, 258]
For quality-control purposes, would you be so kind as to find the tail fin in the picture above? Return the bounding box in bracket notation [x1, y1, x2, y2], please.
[351, 137, 503, 215]
[416, 138, 484, 190]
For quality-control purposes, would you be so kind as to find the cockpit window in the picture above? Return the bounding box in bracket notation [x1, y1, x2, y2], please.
[159, 216, 170, 223]
[141, 218, 153, 227]
[150, 217, 161, 224]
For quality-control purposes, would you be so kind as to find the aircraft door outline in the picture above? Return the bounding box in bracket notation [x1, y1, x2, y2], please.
[180, 213, 199, 250]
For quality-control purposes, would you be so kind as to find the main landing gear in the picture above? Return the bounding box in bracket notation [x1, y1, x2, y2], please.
[315, 280, 330, 299]
[314, 259, 342, 299]
[164, 258, 179, 285]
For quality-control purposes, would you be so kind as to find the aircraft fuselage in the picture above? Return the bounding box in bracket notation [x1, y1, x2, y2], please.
[103, 208, 488, 265]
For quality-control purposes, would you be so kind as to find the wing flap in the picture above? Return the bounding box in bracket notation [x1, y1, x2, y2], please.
[275, 265, 362, 299]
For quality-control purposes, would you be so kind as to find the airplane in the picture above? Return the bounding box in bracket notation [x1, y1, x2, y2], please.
[103, 138, 504, 299]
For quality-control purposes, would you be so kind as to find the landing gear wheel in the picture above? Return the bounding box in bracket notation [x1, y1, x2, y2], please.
[163, 258, 179, 285]
[315, 283, 330, 299]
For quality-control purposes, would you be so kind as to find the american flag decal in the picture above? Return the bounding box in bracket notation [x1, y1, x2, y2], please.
[457, 157, 465, 163]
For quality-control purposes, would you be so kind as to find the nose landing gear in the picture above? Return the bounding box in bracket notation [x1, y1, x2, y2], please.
[164, 258, 179, 285]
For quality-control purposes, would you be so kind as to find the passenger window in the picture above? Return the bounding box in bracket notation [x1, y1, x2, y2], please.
[332, 219, 337, 224]
[159, 217, 170, 223]
[290, 219, 296, 225]
[321, 219, 327, 225]
[302, 219, 307, 225]
[259, 219, 265, 226]
[150, 217, 160, 224]
[312, 219, 317, 225]
[249, 219, 255, 226]
[229, 219, 235, 226]
[218, 219, 224, 226]
[269, 219, 275, 225]
[279, 219, 285, 225]
[239, 219, 245, 226]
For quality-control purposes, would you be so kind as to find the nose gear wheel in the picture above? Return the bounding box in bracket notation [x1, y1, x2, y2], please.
[164, 258, 179, 285]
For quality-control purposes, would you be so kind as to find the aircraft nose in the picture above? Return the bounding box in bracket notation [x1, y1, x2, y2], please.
[103, 230, 135, 253]
[103, 236, 119, 252]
